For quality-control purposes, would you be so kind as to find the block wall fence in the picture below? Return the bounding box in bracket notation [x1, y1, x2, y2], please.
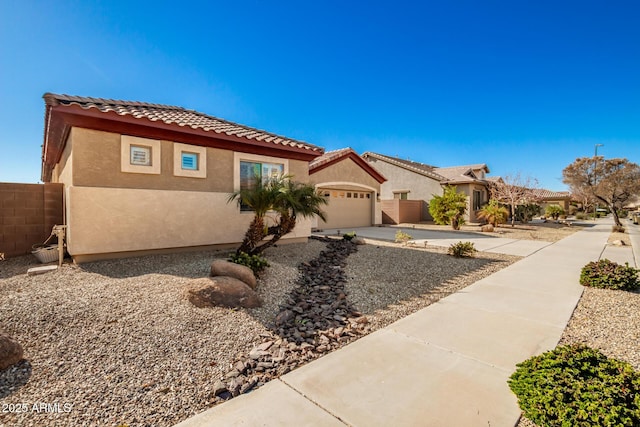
[0, 183, 64, 258]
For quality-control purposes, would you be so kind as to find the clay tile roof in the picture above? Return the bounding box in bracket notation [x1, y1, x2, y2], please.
[361, 152, 447, 181]
[309, 147, 387, 183]
[532, 189, 571, 199]
[43, 93, 323, 154]
[309, 147, 355, 170]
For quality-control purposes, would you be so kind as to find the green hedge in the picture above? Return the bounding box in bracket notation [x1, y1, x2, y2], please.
[509, 345, 640, 426]
[580, 259, 639, 291]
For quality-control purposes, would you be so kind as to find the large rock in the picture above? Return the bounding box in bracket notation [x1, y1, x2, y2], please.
[184, 277, 262, 309]
[0, 332, 24, 370]
[210, 260, 257, 290]
[481, 224, 495, 232]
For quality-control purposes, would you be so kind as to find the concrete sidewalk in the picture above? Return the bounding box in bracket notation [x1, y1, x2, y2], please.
[314, 226, 553, 257]
[175, 220, 617, 427]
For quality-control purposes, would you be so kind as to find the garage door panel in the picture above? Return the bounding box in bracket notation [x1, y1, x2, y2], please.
[319, 191, 372, 229]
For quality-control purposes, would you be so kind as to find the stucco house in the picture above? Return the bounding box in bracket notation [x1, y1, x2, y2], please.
[532, 189, 572, 214]
[361, 152, 491, 223]
[41, 93, 323, 262]
[308, 148, 386, 229]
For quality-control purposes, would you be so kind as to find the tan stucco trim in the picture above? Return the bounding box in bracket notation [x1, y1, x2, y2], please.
[121, 135, 161, 174]
[173, 142, 207, 178]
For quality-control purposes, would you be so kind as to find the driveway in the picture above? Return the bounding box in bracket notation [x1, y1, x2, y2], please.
[313, 226, 553, 257]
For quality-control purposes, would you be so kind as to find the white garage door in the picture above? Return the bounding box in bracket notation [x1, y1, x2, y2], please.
[318, 189, 373, 229]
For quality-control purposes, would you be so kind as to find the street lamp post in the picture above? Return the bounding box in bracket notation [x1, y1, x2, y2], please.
[595, 143, 603, 157]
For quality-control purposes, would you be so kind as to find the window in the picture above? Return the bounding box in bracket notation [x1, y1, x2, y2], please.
[121, 135, 161, 175]
[130, 145, 151, 166]
[473, 190, 482, 210]
[239, 160, 285, 211]
[347, 192, 352, 198]
[174, 143, 206, 178]
[181, 152, 198, 170]
[393, 192, 409, 200]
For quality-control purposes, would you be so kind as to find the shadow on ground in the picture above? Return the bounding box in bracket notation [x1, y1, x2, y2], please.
[0, 360, 32, 398]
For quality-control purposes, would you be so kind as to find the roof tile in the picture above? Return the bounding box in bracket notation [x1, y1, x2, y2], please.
[43, 93, 323, 154]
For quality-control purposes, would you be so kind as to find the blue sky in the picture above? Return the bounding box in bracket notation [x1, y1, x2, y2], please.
[1, 1, 638, 190]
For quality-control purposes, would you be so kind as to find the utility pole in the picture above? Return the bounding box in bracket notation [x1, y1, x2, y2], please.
[593, 144, 604, 219]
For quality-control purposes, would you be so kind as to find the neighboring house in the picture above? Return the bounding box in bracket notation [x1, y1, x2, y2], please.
[533, 189, 572, 214]
[41, 93, 323, 262]
[361, 152, 491, 223]
[308, 148, 386, 229]
[433, 164, 491, 223]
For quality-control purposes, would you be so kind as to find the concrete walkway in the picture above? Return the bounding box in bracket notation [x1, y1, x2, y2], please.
[175, 219, 629, 427]
[314, 226, 554, 257]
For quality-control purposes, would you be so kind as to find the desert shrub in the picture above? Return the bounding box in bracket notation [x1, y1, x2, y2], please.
[613, 225, 626, 233]
[514, 203, 541, 224]
[342, 231, 357, 241]
[618, 209, 629, 218]
[229, 251, 270, 275]
[395, 230, 413, 244]
[545, 204, 565, 220]
[575, 212, 587, 220]
[579, 259, 639, 290]
[508, 344, 640, 427]
[478, 199, 509, 226]
[429, 185, 467, 230]
[448, 241, 476, 257]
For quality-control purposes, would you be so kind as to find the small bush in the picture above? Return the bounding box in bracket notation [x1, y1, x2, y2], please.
[613, 225, 626, 233]
[508, 344, 640, 427]
[229, 251, 270, 275]
[545, 204, 565, 220]
[575, 212, 587, 220]
[618, 209, 629, 218]
[395, 230, 413, 244]
[448, 241, 476, 257]
[579, 259, 639, 290]
[342, 231, 357, 241]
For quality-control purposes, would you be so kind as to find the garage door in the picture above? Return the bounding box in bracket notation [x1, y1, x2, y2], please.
[318, 189, 372, 229]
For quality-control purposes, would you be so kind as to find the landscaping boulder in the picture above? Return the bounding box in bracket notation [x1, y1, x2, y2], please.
[185, 277, 262, 309]
[0, 332, 24, 370]
[210, 260, 257, 289]
[481, 224, 495, 232]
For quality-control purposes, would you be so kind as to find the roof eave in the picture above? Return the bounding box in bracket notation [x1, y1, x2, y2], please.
[310, 151, 387, 183]
[42, 104, 323, 180]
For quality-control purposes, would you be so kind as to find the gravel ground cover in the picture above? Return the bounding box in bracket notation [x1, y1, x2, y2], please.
[516, 229, 640, 427]
[397, 220, 588, 242]
[0, 238, 517, 427]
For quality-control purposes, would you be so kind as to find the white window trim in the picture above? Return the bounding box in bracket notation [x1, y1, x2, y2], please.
[121, 135, 161, 175]
[174, 143, 207, 178]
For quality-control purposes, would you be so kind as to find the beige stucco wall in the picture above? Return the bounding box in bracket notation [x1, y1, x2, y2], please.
[309, 158, 382, 227]
[309, 158, 380, 192]
[66, 186, 312, 258]
[69, 127, 234, 191]
[456, 183, 489, 223]
[55, 127, 312, 260]
[365, 157, 442, 221]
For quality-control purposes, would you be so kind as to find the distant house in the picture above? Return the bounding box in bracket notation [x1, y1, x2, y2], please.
[41, 93, 323, 262]
[361, 152, 491, 223]
[308, 148, 386, 229]
[532, 189, 572, 214]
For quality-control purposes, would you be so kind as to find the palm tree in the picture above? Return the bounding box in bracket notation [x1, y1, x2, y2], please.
[228, 176, 279, 255]
[478, 199, 509, 227]
[228, 175, 327, 256]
